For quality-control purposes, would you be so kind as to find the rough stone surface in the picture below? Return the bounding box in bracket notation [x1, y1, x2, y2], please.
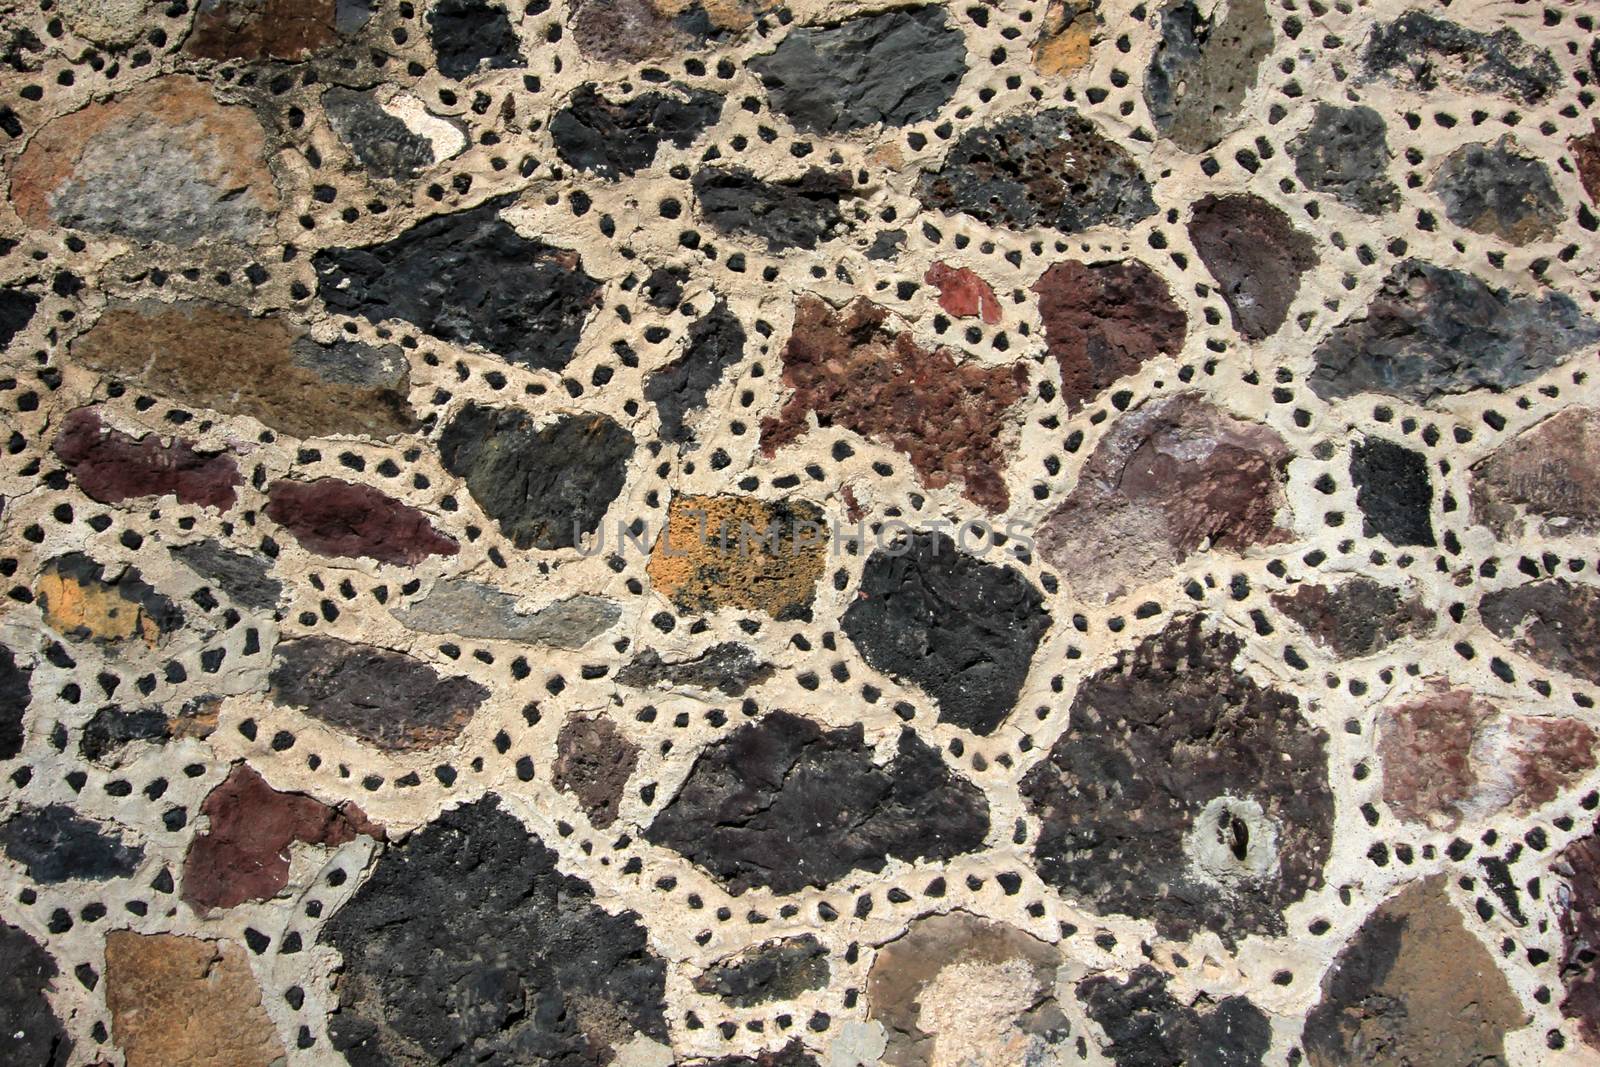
[645, 301, 747, 444]
[646, 710, 990, 893]
[0, 644, 29, 761]
[0, 803, 144, 883]
[1480, 578, 1600, 686]
[553, 83, 724, 179]
[1078, 965, 1270, 1067]
[168, 540, 283, 610]
[266, 477, 459, 564]
[1432, 136, 1563, 245]
[1349, 437, 1434, 547]
[0, 919, 71, 1067]
[924, 262, 1000, 324]
[1144, 0, 1273, 152]
[697, 935, 830, 1007]
[692, 167, 854, 252]
[568, 0, 770, 63]
[1270, 577, 1434, 658]
[552, 715, 639, 829]
[1032, 0, 1097, 76]
[185, 0, 362, 60]
[616, 642, 773, 696]
[1033, 259, 1187, 411]
[395, 580, 620, 648]
[35, 553, 183, 646]
[1573, 120, 1600, 204]
[646, 494, 828, 620]
[322, 87, 439, 182]
[1556, 823, 1600, 1049]
[1364, 11, 1560, 103]
[1188, 194, 1318, 341]
[1289, 103, 1400, 214]
[78, 707, 169, 767]
[1471, 407, 1600, 538]
[1021, 615, 1332, 942]
[53, 407, 240, 511]
[428, 0, 525, 79]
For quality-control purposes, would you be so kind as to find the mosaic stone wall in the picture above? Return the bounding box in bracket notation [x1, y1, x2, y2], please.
[1, 0, 1600, 1064]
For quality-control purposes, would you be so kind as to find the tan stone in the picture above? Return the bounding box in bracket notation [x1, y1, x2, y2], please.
[647, 494, 828, 620]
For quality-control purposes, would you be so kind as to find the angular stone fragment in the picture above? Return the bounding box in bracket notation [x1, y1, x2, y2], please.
[184, 764, 381, 911]
[1189, 194, 1317, 340]
[749, 7, 965, 134]
[616, 642, 773, 696]
[1573, 120, 1600, 204]
[0, 920, 71, 1067]
[53, 407, 240, 510]
[323, 796, 667, 1063]
[843, 532, 1049, 736]
[647, 710, 989, 893]
[266, 477, 458, 565]
[1556, 822, 1600, 1049]
[1033, 259, 1186, 411]
[1471, 407, 1600, 538]
[553, 715, 639, 829]
[869, 912, 1068, 1067]
[553, 83, 724, 179]
[428, 0, 524, 79]
[35, 553, 183, 646]
[1079, 965, 1269, 1067]
[1036, 394, 1291, 602]
[1290, 103, 1399, 214]
[924, 262, 1000, 324]
[646, 494, 828, 620]
[569, 0, 767, 63]
[168, 541, 283, 611]
[0, 804, 144, 883]
[186, 0, 365, 60]
[1308, 260, 1600, 403]
[1145, 0, 1272, 152]
[1349, 437, 1434, 547]
[269, 635, 489, 751]
[79, 706, 170, 764]
[697, 935, 829, 1007]
[70, 301, 418, 439]
[1364, 11, 1560, 103]
[314, 197, 602, 370]
[438, 403, 635, 550]
[0, 644, 30, 761]
[0, 287, 39, 347]
[395, 580, 620, 648]
[645, 301, 747, 444]
[11, 76, 278, 247]
[1270, 577, 1434, 658]
[105, 931, 286, 1067]
[1303, 877, 1526, 1066]
[1433, 136, 1562, 245]
[323, 87, 439, 181]
[1032, 0, 1096, 76]
[1021, 616, 1332, 942]
[692, 167, 853, 252]
[1481, 579, 1600, 685]
[917, 108, 1155, 233]
[761, 297, 1028, 512]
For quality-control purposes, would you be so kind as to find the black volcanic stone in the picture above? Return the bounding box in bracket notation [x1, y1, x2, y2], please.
[644, 300, 746, 444]
[0, 644, 28, 761]
[0, 287, 39, 347]
[79, 706, 170, 764]
[0, 804, 144, 884]
[552, 83, 724, 179]
[1349, 437, 1435, 548]
[1364, 11, 1559, 103]
[691, 167, 853, 252]
[1079, 965, 1270, 1067]
[429, 0, 524, 80]
[1289, 103, 1400, 215]
[0, 920, 71, 1067]
[323, 87, 437, 182]
[694, 935, 829, 1007]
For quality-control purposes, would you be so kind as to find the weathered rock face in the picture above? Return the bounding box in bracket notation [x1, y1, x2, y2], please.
[0, 920, 71, 1067]
[1270, 577, 1434, 658]
[79, 706, 171, 765]
[35, 553, 183, 647]
[1308, 260, 1600, 403]
[183, 764, 381, 911]
[1021, 616, 1332, 942]
[1349, 437, 1434, 548]
[646, 710, 989, 893]
[53, 407, 240, 511]
[697, 935, 830, 1007]
[569, 0, 768, 63]
[1144, 0, 1273, 152]
[691, 167, 854, 252]
[1289, 103, 1399, 214]
[645, 301, 747, 445]
[268, 636, 489, 751]
[438, 403, 635, 550]
[1078, 965, 1269, 1067]
[1573, 120, 1600, 204]
[185, 0, 369, 61]
[265, 477, 459, 564]
[1471, 407, 1600, 539]
[760, 297, 1028, 512]
[70, 301, 418, 440]
[842, 532, 1050, 736]
[552, 83, 724, 179]
[313, 197, 602, 370]
[616, 642, 773, 696]
[1557, 823, 1600, 1049]
[10, 76, 278, 247]
[1481, 579, 1600, 686]
[552, 715, 639, 829]
[0, 803, 144, 883]
[1035, 394, 1291, 602]
[1432, 137, 1562, 245]
[1364, 11, 1560, 103]
[0, 644, 29, 761]
[323, 796, 667, 1064]
[646, 494, 828, 620]
[1377, 683, 1596, 831]
[322, 87, 440, 182]
[1303, 877, 1526, 1066]
[917, 108, 1156, 233]
[749, 7, 966, 134]
[394, 580, 620, 648]
[1034, 259, 1187, 411]
[704, 1044, 820, 1067]
[56, 0, 166, 46]
[104, 931, 286, 1067]
[868, 912, 1068, 1067]
[428, 0, 524, 79]
[925, 262, 1001, 325]
[1032, 0, 1097, 76]
[168, 541, 283, 611]
[1188, 194, 1317, 341]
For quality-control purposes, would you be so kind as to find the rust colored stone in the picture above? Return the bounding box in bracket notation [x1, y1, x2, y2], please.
[52, 407, 240, 511]
[552, 715, 639, 829]
[760, 297, 1028, 512]
[70, 300, 418, 440]
[1471, 406, 1600, 538]
[185, 0, 346, 60]
[646, 494, 828, 620]
[1033, 259, 1187, 411]
[1032, 0, 1096, 75]
[1570, 119, 1600, 204]
[924, 262, 1001, 324]
[183, 764, 382, 911]
[265, 477, 458, 565]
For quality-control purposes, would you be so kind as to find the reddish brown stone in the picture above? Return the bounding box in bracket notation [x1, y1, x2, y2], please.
[1557, 821, 1600, 1049]
[1480, 578, 1600, 685]
[760, 297, 1028, 512]
[266, 477, 458, 565]
[924, 262, 1001, 324]
[552, 715, 638, 829]
[1270, 577, 1434, 658]
[185, 0, 350, 61]
[1033, 259, 1187, 411]
[1572, 119, 1600, 204]
[1470, 407, 1600, 538]
[52, 407, 240, 511]
[182, 764, 381, 911]
[1188, 194, 1317, 341]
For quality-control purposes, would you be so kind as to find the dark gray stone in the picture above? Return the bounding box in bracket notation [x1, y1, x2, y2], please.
[1290, 103, 1399, 214]
[0, 920, 71, 1067]
[645, 301, 746, 444]
[1365, 11, 1560, 103]
[0, 644, 28, 762]
[866, 229, 906, 260]
[643, 265, 688, 309]
[1145, 0, 1273, 152]
[0, 804, 144, 883]
[169, 540, 283, 610]
[1270, 578, 1435, 659]
[1481, 579, 1600, 686]
[552, 83, 724, 179]
[692, 167, 853, 252]
[428, 0, 524, 80]
[323, 87, 437, 182]
[748, 6, 966, 133]
[695, 935, 829, 1007]
[1350, 438, 1435, 548]
[0, 287, 39, 347]
[1189, 194, 1317, 341]
[646, 710, 990, 894]
[1308, 261, 1600, 403]
[1079, 965, 1270, 1067]
[313, 196, 603, 371]
[79, 706, 169, 764]
[289, 338, 409, 389]
[1433, 136, 1563, 245]
[615, 642, 773, 696]
[336, 0, 375, 33]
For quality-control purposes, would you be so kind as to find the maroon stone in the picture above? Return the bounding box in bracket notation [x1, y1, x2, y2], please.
[1188, 194, 1318, 341]
[265, 477, 458, 565]
[1558, 821, 1600, 1049]
[53, 407, 240, 510]
[1034, 259, 1187, 411]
